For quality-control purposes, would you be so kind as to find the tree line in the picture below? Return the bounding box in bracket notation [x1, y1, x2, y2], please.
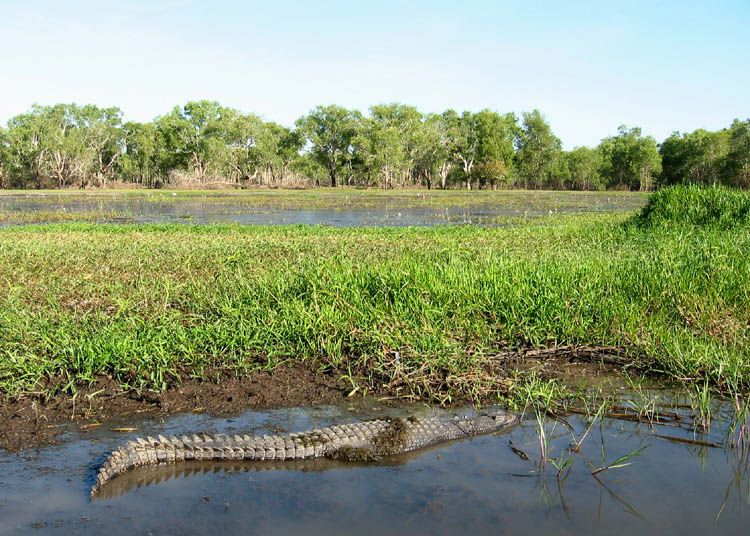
[0, 101, 747, 190]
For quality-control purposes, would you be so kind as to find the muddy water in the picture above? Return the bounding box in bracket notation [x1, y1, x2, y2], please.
[0, 397, 747, 535]
[0, 192, 645, 226]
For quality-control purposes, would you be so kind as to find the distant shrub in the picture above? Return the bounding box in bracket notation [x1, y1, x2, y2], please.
[635, 185, 750, 229]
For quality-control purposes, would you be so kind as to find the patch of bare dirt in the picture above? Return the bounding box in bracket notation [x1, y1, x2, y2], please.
[0, 365, 346, 451]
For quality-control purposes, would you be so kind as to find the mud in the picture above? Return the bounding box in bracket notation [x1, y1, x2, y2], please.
[0, 346, 640, 452]
[0, 365, 346, 451]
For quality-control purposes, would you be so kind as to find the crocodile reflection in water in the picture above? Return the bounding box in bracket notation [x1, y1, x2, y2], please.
[92, 457, 406, 500]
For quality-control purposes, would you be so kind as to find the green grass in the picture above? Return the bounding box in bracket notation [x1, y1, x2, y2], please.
[0, 188, 748, 403]
[0, 210, 131, 224]
[636, 185, 750, 229]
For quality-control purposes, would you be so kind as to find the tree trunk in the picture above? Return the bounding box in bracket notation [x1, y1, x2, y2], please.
[439, 162, 450, 190]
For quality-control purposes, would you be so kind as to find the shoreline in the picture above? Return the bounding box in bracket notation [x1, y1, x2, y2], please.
[0, 347, 631, 452]
[0, 365, 346, 451]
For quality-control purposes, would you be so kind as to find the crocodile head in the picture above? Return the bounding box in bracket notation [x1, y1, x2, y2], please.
[456, 409, 517, 435]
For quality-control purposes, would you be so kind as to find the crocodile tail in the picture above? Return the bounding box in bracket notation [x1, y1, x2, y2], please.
[91, 434, 203, 496]
[90, 432, 303, 496]
[91, 442, 140, 496]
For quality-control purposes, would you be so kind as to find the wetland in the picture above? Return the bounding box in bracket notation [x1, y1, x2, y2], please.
[0, 189, 646, 226]
[0, 186, 748, 534]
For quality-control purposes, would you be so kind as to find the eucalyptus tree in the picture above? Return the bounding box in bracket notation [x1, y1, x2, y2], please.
[378, 103, 424, 187]
[6, 100, 743, 192]
[471, 110, 519, 189]
[252, 122, 304, 186]
[562, 147, 603, 190]
[598, 126, 661, 191]
[292, 152, 328, 187]
[724, 119, 750, 188]
[352, 118, 400, 188]
[352, 104, 425, 188]
[296, 105, 362, 187]
[79, 105, 125, 187]
[411, 113, 453, 189]
[119, 121, 161, 187]
[439, 110, 477, 189]
[223, 112, 264, 184]
[3, 110, 44, 187]
[659, 132, 693, 186]
[0, 126, 9, 188]
[516, 110, 562, 189]
[155, 100, 246, 183]
[660, 129, 730, 187]
[4, 103, 124, 188]
[34, 104, 86, 188]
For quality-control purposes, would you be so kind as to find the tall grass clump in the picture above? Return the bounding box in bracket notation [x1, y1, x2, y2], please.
[635, 185, 750, 229]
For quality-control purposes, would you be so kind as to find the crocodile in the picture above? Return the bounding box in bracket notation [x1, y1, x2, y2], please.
[91, 410, 516, 496]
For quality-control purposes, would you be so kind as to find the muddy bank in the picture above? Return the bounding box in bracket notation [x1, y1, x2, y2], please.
[0, 365, 346, 451]
[0, 346, 631, 452]
[0, 346, 632, 452]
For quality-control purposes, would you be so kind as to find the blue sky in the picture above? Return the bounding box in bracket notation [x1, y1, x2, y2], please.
[0, 0, 748, 148]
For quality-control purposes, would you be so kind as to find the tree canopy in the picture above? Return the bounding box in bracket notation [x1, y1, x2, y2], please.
[598, 126, 662, 191]
[0, 101, 747, 190]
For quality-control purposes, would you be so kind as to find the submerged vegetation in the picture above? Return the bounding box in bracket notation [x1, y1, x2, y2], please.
[0, 187, 747, 405]
[0, 188, 647, 226]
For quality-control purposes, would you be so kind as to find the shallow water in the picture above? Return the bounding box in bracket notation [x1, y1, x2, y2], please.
[1, 395, 748, 535]
[0, 192, 646, 227]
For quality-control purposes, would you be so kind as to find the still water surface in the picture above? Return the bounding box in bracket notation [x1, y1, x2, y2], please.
[0, 192, 646, 226]
[0, 395, 747, 535]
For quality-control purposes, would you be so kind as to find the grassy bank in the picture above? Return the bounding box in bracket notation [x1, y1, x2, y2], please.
[0, 187, 748, 403]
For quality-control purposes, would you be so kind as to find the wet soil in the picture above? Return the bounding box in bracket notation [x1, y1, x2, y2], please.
[0, 365, 346, 451]
[0, 346, 632, 452]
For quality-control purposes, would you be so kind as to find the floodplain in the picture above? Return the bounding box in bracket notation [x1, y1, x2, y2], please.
[0, 186, 748, 534]
[0, 188, 646, 226]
